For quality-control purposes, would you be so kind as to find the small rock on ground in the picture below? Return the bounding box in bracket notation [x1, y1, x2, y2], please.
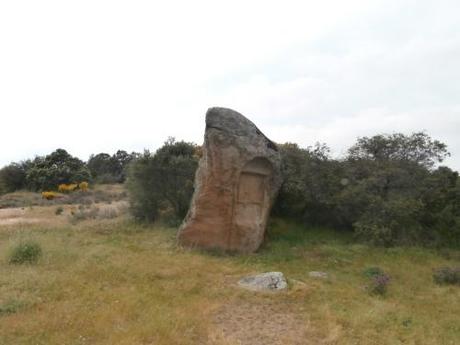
[238, 272, 287, 292]
[308, 271, 328, 279]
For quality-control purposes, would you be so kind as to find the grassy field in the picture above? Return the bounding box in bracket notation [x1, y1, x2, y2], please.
[0, 195, 459, 344]
[0, 184, 127, 209]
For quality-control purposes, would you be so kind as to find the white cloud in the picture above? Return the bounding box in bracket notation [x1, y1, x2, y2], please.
[0, 0, 459, 171]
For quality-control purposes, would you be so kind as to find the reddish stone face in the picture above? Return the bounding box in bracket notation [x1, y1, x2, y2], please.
[177, 108, 282, 253]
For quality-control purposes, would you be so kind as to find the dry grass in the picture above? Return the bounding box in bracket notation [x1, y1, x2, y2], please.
[0, 212, 459, 344]
[0, 191, 45, 208]
[0, 184, 127, 209]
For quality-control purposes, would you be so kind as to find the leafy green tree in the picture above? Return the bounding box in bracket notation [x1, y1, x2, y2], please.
[26, 149, 91, 191]
[273, 142, 342, 226]
[126, 138, 199, 223]
[88, 150, 137, 183]
[0, 162, 28, 194]
[341, 132, 456, 245]
[420, 167, 460, 246]
[272, 143, 310, 218]
[274, 132, 458, 247]
[348, 132, 450, 169]
[87, 153, 113, 180]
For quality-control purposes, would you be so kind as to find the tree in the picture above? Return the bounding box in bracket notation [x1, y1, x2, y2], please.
[112, 150, 137, 182]
[26, 149, 91, 191]
[126, 138, 199, 223]
[87, 150, 137, 183]
[0, 162, 28, 194]
[274, 133, 459, 247]
[273, 142, 342, 226]
[87, 153, 113, 179]
[420, 167, 460, 246]
[341, 133, 456, 245]
[348, 132, 450, 169]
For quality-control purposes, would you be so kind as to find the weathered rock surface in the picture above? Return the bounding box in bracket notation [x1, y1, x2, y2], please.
[238, 272, 288, 292]
[177, 107, 282, 253]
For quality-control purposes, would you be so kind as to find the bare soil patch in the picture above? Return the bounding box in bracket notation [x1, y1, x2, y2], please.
[0, 208, 26, 219]
[212, 299, 310, 345]
[0, 208, 41, 226]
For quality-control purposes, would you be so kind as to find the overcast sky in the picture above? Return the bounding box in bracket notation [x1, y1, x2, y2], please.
[1, 0, 459, 170]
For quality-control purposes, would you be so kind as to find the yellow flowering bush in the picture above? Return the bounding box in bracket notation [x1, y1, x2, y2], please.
[58, 183, 78, 193]
[41, 191, 57, 200]
[78, 181, 89, 192]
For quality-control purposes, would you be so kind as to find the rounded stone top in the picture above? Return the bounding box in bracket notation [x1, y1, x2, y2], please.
[205, 107, 278, 152]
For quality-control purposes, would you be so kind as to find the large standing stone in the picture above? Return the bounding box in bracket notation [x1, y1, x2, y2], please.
[177, 107, 282, 253]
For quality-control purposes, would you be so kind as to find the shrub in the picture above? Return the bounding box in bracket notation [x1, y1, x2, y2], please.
[26, 149, 91, 191]
[8, 241, 42, 264]
[273, 133, 460, 247]
[41, 191, 57, 200]
[369, 273, 391, 295]
[87, 150, 137, 183]
[79, 181, 89, 192]
[58, 183, 78, 193]
[433, 267, 460, 285]
[0, 299, 24, 315]
[41, 191, 56, 200]
[55, 206, 64, 215]
[272, 142, 342, 227]
[0, 163, 28, 195]
[126, 138, 199, 223]
[363, 266, 390, 295]
[363, 266, 385, 278]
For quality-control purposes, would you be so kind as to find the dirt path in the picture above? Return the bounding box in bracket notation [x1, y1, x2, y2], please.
[212, 299, 311, 345]
[0, 208, 41, 226]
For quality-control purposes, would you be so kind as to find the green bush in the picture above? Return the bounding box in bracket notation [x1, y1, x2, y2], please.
[273, 142, 342, 227]
[363, 266, 385, 278]
[87, 150, 137, 183]
[353, 197, 424, 246]
[0, 299, 24, 315]
[433, 267, 460, 285]
[274, 132, 459, 247]
[363, 266, 390, 295]
[126, 138, 199, 223]
[8, 241, 42, 264]
[0, 162, 28, 195]
[25, 149, 91, 191]
[369, 273, 391, 296]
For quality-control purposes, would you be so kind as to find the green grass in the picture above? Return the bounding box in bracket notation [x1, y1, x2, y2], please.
[0, 217, 459, 344]
[8, 240, 42, 264]
[0, 299, 25, 316]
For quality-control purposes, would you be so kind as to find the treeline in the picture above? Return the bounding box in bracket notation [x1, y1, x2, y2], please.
[273, 132, 459, 247]
[1, 132, 459, 247]
[0, 149, 137, 193]
[126, 133, 459, 248]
